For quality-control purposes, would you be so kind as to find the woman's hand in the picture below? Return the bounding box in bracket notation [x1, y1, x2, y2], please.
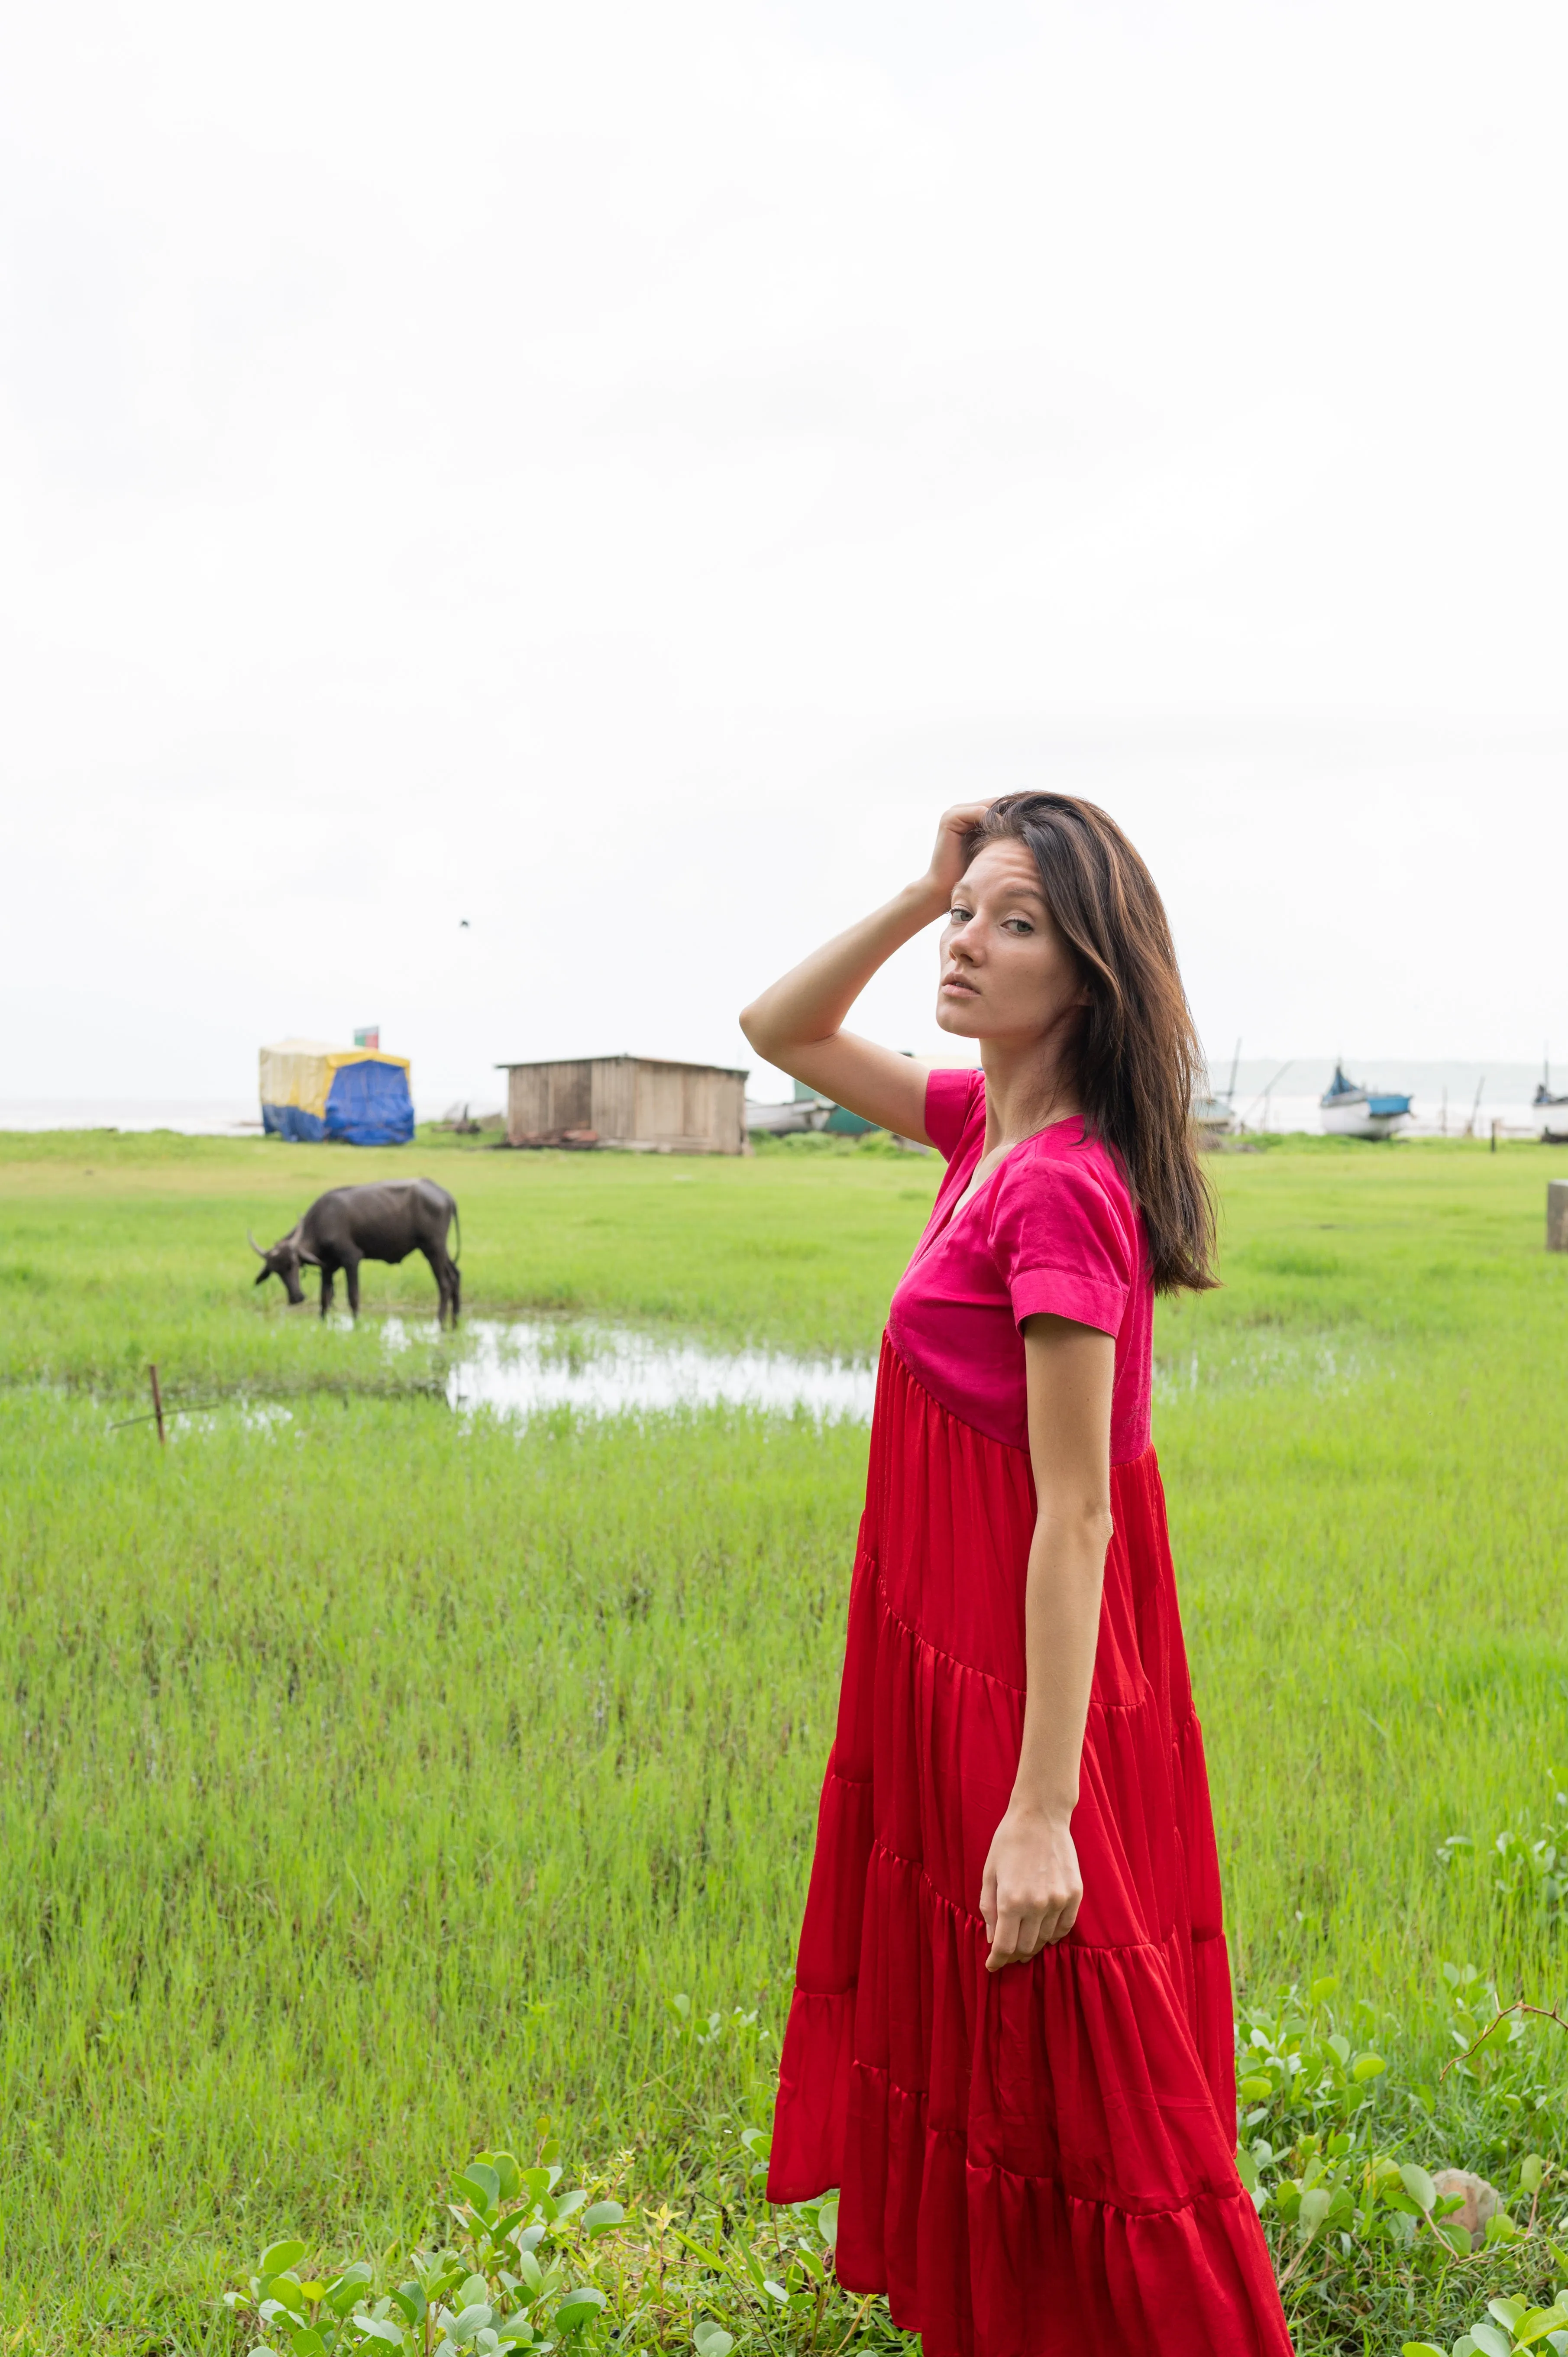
[917, 801, 993, 918]
[738, 801, 991, 1139]
[980, 1319, 1112, 1975]
[980, 1801, 1083, 1970]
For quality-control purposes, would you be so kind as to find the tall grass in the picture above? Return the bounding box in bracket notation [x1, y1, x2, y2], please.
[3, 1129, 1568, 2349]
[0, 1391, 853, 2346]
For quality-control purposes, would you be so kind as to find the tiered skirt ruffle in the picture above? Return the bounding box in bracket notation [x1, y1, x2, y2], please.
[769, 1339, 1292, 2357]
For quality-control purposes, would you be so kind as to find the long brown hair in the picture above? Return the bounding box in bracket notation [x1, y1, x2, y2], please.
[967, 793, 1216, 1294]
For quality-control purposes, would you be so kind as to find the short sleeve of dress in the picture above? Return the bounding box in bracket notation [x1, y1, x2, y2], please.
[923, 1066, 983, 1162]
[986, 1147, 1135, 1337]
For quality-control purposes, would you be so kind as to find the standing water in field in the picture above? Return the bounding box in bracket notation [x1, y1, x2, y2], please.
[383, 1315, 875, 1422]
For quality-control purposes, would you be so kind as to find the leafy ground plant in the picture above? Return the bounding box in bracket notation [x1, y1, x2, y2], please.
[228, 2148, 626, 2357]
[1403, 2290, 1568, 2354]
[1235, 1972, 1568, 2352]
[224, 2136, 893, 2357]
[220, 1976, 1568, 2357]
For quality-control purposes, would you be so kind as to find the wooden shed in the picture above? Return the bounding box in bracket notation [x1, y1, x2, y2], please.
[496, 1055, 750, 1156]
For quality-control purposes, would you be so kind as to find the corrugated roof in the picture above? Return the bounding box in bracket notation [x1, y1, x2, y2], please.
[495, 1052, 748, 1077]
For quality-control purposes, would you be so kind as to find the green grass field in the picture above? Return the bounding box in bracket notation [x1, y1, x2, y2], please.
[5, 1128, 1568, 2354]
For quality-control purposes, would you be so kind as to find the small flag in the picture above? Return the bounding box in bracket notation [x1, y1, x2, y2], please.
[354, 1026, 380, 1051]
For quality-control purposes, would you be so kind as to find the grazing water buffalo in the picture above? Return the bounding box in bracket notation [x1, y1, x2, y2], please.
[250, 1178, 461, 1324]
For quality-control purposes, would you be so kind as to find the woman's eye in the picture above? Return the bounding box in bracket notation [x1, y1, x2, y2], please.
[949, 903, 973, 924]
[1003, 916, 1035, 935]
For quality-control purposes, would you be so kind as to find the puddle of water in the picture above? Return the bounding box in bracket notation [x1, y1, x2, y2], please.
[1152, 1331, 1388, 1405]
[164, 1401, 295, 1440]
[384, 1316, 876, 1423]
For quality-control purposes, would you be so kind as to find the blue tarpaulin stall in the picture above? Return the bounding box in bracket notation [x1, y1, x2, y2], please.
[259, 1039, 414, 1146]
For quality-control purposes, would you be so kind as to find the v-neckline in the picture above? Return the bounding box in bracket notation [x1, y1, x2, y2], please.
[931, 1112, 1081, 1246]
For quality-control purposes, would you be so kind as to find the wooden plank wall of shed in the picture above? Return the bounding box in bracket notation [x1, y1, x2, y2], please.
[629, 1062, 746, 1152]
[634, 1062, 687, 1144]
[507, 1061, 594, 1139]
[717, 1070, 746, 1151]
[504, 1065, 540, 1140]
[589, 1060, 638, 1143]
[705, 1069, 746, 1152]
[507, 1058, 747, 1151]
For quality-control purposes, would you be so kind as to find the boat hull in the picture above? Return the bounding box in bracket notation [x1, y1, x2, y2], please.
[1322, 1098, 1411, 1140]
[744, 1100, 831, 1135]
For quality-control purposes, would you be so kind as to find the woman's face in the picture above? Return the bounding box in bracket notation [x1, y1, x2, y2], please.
[936, 839, 1089, 1046]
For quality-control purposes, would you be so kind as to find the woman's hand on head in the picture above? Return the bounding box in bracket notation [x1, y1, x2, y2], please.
[735, 803, 991, 1136]
[980, 1803, 1082, 1970]
[919, 802, 993, 917]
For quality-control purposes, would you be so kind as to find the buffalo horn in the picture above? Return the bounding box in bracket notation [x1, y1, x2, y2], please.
[247, 1230, 268, 1258]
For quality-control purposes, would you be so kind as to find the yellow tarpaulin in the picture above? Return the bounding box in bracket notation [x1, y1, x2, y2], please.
[259, 1038, 410, 1120]
[259, 1039, 414, 1144]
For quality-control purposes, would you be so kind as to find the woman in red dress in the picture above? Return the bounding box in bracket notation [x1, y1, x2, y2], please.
[741, 796, 1292, 2357]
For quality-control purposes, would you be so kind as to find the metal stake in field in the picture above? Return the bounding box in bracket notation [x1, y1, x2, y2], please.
[149, 1363, 166, 1447]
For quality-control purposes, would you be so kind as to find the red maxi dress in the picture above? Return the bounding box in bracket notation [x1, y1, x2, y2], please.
[769, 1071, 1293, 2357]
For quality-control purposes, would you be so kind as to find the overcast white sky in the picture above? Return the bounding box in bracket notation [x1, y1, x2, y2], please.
[3, 0, 1566, 1108]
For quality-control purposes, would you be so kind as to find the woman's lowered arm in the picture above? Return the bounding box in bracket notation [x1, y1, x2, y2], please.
[980, 1313, 1115, 1969]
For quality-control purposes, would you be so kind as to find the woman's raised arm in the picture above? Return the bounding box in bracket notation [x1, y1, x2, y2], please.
[739, 802, 989, 1141]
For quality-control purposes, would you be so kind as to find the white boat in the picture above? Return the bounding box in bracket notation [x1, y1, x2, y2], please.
[745, 1080, 881, 1138]
[1193, 1043, 1241, 1136]
[1320, 1064, 1413, 1140]
[744, 1097, 831, 1135]
[1533, 1062, 1568, 1140]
